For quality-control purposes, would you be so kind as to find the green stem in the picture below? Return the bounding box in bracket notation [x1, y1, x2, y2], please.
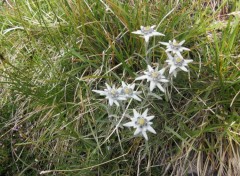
[145, 41, 150, 65]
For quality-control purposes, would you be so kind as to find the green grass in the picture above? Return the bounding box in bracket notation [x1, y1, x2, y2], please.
[0, 0, 240, 175]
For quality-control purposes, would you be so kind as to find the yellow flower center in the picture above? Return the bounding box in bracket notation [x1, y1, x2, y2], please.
[144, 26, 151, 31]
[176, 57, 183, 63]
[151, 71, 159, 78]
[123, 87, 133, 95]
[141, 26, 153, 34]
[172, 40, 179, 46]
[110, 89, 117, 95]
[137, 118, 146, 126]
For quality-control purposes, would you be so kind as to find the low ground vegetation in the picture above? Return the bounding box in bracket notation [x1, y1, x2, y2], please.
[0, 0, 240, 175]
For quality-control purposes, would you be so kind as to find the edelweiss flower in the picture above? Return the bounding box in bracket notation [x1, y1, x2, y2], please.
[93, 83, 126, 106]
[135, 65, 169, 92]
[159, 39, 190, 57]
[120, 81, 141, 101]
[166, 53, 193, 77]
[132, 25, 165, 43]
[123, 109, 156, 141]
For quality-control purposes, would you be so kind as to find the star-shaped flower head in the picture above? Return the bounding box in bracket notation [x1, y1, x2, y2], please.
[159, 39, 190, 57]
[132, 25, 165, 43]
[123, 109, 156, 141]
[120, 81, 141, 101]
[92, 83, 126, 106]
[166, 53, 193, 77]
[135, 65, 169, 92]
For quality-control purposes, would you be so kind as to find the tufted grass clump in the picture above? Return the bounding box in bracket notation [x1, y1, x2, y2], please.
[0, 0, 239, 175]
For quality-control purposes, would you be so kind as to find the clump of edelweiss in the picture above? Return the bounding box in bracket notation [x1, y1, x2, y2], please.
[92, 23, 195, 143]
